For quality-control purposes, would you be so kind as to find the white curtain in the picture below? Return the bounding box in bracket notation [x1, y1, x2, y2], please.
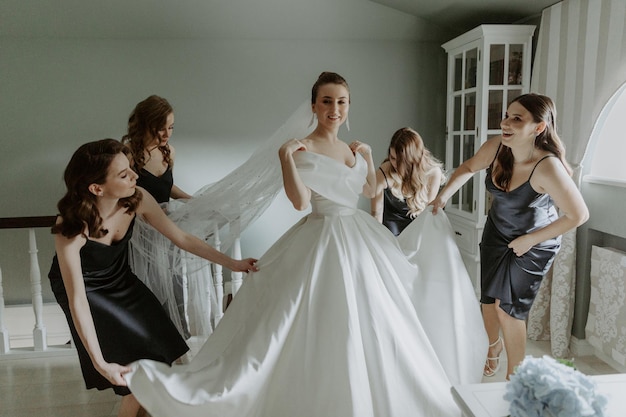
[527, 0, 626, 357]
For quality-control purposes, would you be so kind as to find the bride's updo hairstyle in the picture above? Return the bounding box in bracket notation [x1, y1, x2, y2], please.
[311, 72, 350, 104]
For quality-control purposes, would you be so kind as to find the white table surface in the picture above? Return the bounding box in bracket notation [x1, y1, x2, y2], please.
[451, 373, 626, 417]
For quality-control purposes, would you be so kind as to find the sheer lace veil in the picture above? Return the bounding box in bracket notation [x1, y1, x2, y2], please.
[129, 100, 315, 338]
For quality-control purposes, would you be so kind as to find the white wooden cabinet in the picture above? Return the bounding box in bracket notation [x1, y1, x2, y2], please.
[441, 25, 535, 294]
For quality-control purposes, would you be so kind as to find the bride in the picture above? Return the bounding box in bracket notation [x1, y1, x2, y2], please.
[126, 72, 476, 417]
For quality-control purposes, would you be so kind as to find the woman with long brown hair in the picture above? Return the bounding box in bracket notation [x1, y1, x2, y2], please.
[122, 95, 192, 203]
[49, 139, 257, 417]
[431, 93, 589, 379]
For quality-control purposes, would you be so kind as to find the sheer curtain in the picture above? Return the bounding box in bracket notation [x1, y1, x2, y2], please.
[527, 0, 626, 357]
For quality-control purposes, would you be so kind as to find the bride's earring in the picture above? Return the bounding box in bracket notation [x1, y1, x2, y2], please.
[345, 116, 350, 131]
[308, 113, 316, 128]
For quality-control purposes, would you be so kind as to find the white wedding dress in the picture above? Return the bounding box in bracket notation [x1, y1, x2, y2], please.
[126, 151, 463, 417]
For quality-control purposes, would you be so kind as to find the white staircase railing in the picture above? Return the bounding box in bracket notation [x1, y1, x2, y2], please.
[0, 216, 69, 358]
[0, 216, 243, 359]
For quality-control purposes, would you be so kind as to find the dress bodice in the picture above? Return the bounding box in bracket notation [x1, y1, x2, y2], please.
[293, 151, 365, 216]
[485, 164, 558, 241]
[137, 167, 173, 203]
[49, 217, 136, 289]
[309, 191, 358, 216]
[382, 188, 411, 236]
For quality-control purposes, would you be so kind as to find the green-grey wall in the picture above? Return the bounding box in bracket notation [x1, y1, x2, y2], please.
[573, 181, 626, 338]
[0, 38, 447, 304]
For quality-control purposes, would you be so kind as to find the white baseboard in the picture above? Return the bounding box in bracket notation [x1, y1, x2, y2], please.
[570, 336, 595, 356]
[593, 349, 626, 373]
[570, 336, 626, 373]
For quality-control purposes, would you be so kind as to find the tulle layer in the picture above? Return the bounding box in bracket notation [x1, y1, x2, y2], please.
[128, 101, 316, 337]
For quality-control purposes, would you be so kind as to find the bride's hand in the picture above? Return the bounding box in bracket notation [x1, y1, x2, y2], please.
[279, 138, 307, 159]
[349, 140, 371, 156]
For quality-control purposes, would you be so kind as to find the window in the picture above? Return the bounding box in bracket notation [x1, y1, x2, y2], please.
[585, 83, 626, 186]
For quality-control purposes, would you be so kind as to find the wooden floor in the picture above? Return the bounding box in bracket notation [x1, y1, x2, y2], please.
[0, 338, 620, 417]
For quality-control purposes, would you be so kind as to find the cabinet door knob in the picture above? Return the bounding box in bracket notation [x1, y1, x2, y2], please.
[455, 231, 462, 236]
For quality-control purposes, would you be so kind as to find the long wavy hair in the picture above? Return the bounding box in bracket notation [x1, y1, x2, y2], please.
[121, 95, 173, 171]
[386, 127, 444, 217]
[311, 72, 350, 103]
[492, 93, 572, 191]
[51, 139, 142, 239]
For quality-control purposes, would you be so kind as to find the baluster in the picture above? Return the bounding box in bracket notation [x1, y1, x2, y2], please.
[0, 266, 10, 354]
[28, 228, 47, 351]
[180, 249, 190, 331]
[230, 238, 243, 296]
[211, 225, 224, 325]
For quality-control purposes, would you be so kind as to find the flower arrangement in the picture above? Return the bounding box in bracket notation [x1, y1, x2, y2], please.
[504, 355, 608, 417]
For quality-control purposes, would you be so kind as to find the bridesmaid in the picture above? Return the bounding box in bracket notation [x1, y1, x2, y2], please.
[122, 95, 192, 204]
[371, 127, 444, 235]
[122, 95, 192, 338]
[431, 93, 589, 379]
[48, 139, 257, 417]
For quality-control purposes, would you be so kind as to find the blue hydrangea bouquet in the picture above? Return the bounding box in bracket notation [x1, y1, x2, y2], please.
[504, 355, 608, 417]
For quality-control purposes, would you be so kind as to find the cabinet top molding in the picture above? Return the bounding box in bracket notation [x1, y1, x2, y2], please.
[442, 24, 536, 52]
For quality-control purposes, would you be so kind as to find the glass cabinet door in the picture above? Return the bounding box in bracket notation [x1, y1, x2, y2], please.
[484, 42, 526, 215]
[448, 47, 478, 216]
[461, 134, 475, 212]
[487, 43, 525, 134]
[508, 44, 524, 85]
[464, 49, 477, 89]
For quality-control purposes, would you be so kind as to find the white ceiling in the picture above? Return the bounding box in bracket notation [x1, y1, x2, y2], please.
[371, 0, 559, 34]
[0, 0, 558, 40]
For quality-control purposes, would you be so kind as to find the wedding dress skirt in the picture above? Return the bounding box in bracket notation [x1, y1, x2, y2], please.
[127, 152, 462, 417]
[398, 210, 488, 386]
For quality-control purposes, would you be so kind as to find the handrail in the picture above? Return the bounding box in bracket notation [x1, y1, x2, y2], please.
[0, 214, 241, 355]
[0, 216, 56, 229]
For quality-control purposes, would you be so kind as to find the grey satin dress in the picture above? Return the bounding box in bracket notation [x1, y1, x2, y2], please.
[480, 155, 561, 319]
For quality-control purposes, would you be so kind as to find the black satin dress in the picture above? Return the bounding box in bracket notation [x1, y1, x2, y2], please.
[135, 165, 190, 338]
[380, 168, 412, 236]
[48, 217, 189, 396]
[480, 156, 561, 319]
[137, 167, 173, 204]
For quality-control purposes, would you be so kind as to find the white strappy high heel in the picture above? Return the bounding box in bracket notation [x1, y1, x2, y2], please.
[483, 336, 504, 377]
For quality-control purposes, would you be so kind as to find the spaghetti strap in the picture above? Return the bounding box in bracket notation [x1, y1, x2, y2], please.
[528, 155, 556, 181]
[489, 143, 502, 170]
[380, 166, 390, 188]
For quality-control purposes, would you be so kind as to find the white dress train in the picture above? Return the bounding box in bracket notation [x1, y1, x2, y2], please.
[126, 151, 462, 417]
[397, 209, 488, 386]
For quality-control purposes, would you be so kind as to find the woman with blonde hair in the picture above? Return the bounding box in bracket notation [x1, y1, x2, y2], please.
[373, 127, 487, 386]
[372, 127, 444, 235]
